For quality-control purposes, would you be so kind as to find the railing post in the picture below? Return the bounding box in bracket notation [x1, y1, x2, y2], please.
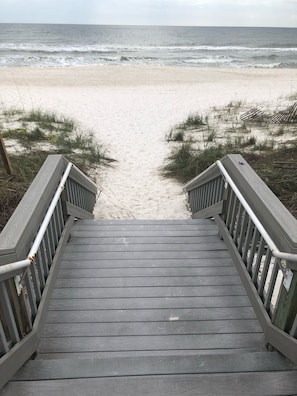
[273, 268, 297, 333]
[60, 188, 69, 224]
[184, 154, 297, 364]
[5, 279, 28, 337]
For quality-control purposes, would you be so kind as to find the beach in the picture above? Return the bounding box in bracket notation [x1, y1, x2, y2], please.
[1, 66, 296, 219]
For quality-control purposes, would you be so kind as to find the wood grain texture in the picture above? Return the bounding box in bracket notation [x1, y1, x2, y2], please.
[41, 219, 264, 355]
[50, 284, 246, 299]
[7, 219, 297, 394]
[45, 306, 258, 323]
[41, 319, 262, 337]
[13, 352, 296, 381]
[4, 371, 297, 396]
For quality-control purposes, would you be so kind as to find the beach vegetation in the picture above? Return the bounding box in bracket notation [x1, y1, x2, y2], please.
[206, 129, 216, 142]
[272, 126, 287, 136]
[176, 113, 206, 130]
[166, 128, 185, 142]
[0, 108, 114, 231]
[227, 100, 244, 110]
[162, 99, 297, 218]
[2, 107, 23, 118]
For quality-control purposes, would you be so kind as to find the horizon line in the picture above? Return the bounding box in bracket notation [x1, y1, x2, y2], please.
[0, 22, 296, 29]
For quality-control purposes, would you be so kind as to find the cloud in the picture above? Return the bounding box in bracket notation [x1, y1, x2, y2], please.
[0, 0, 296, 26]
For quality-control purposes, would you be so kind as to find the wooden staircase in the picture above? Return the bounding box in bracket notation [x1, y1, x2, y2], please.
[2, 219, 297, 395]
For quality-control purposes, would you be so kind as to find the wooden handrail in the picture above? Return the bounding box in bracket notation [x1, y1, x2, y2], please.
[0, 155, 97, 389]
[185, 154, 297, 364]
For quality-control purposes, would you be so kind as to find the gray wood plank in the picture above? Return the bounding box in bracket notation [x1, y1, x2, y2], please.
[36, 348, 268, 360]
[41, 319, 262, 337]
[14, 352, 296, 381]
[71, 224, 218, 232]
[4, 371, 297, 396]
[73, 219, 214, 226]
[45, 307, 257, 324]
[62, 250, 231, 260]
[76, 219, 207, 223]
[57, 266, 237, 278]
[70, 230, 219, 238]
[67, 236, 220, 245]
[54, 275, 242, 288]
[60, 257, 234, 269]
[5, 217, 297, 394]
[63, 242, 227, 252]
[48, 295, 251, 311]
[50, 285, 246, 299]
[38, 333, 265, 353]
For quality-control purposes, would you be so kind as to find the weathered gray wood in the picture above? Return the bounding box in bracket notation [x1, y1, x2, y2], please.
[7, 217, 297, 393]
[57, 266, 237, 278]
[61, 250, 231, 260]
[68, 236, 220, 245]
[268, 102, 297, 124]
[0, 282, 20, 343]
[33, 216, 75, 339]
[68, 165, 97, 195]
[75, 219, 212, 225]
[70, 224, 217, 232]
[0, 155, 66, 263]
[38, 333, 265, 353]
[192, 201, 223, 219]
[70, 229, 219, 237]
[51, 284, 246, 299]
[60, 257, 234, 268]
[74, 223, 216, 229]
[45, 306, 257, 324]
[274, 270, 297, 337]
[0, 320, 9, 354]
[48, 295, 251, 311]
[4, 371, 297, 396]
[221, 154, 297, 254]
[184, 162, 221, 192]
[240, 108, 267, 122]
[54, 275, 242, 288]
[66, 202, 94, 220]
[64, 241, 227, 252]
[41, 319, 261, 337]
[214, 214, 297, 365]
[13, 352, 294, 381]
[0, 216, 75, 391]
[35, 347, 269, 360]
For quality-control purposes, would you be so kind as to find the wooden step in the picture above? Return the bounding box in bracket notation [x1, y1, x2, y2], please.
[3, 352, 297, 396]
[42, 218, 265, 359]
[4, 371, 297, 396]
[12, 352, 297, 381]
[2, 219, 297, 395]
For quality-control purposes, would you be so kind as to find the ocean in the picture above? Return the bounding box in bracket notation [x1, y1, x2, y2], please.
[0, 24, 296, 69]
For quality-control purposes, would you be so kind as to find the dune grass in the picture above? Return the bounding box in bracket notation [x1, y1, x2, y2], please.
[0, 108, 114, 231]
[162, 99, 297, 218]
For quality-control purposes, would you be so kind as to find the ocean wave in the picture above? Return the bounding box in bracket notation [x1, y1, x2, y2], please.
[0, 44, 296, 69]
[246, 62, 297, 69]
[0, 24, 296, 69]
[1, 42, 297, 54]
[251, 54, 278, 60]
[183, 56, 236, 65]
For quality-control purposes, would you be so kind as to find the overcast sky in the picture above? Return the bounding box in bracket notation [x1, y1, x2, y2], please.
[0, 0, 296, 27]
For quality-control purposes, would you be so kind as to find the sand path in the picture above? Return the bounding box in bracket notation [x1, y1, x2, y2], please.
[1, 66, 296, 219]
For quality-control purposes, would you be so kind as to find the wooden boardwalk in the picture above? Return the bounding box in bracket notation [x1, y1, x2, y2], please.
[2, 219, 297, 395]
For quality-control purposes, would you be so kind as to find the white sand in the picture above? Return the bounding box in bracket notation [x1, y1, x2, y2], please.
[1, 66, 296, 219]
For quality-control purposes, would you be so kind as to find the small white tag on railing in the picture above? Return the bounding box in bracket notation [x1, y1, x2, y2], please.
[283, 269, 293, 292]
[14, 275, 23, 296]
